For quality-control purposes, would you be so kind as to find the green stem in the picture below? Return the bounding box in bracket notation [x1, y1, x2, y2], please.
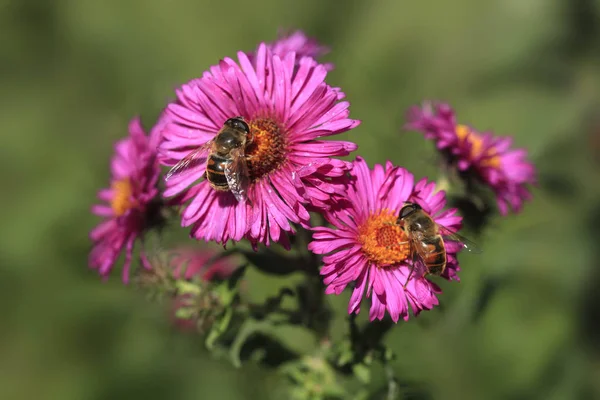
[385, 363, 399, 400]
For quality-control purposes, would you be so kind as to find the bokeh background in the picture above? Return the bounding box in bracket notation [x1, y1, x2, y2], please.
[2, 0, 600, 399]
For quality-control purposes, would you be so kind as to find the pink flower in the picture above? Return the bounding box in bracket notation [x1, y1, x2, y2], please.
[171, 247, 235, 282]
[159, 44, 359, 248]
[308, 157, 463, 323]
[406, 102, 536, 215]
[89, 117, 163, 283]
[265, 30, 333, 70]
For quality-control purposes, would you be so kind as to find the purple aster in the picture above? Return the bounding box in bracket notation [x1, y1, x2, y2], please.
[89, 117, 163, 283]
[171, 247, 235, 282]
[406, 101, 536, 215]
[159, 44, 359, 248]
[308, 157, 464, 323]
[265, 30, 333, 70]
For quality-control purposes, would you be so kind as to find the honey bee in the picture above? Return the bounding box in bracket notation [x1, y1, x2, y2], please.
[165, 117, 251, 203]
[397, 202, 480, 283]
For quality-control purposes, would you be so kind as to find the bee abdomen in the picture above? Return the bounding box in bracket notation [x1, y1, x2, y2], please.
[206, 155, 230, 190]
[423, 237, 446, 275]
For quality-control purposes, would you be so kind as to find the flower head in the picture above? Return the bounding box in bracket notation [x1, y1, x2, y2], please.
[89, 117, 163, 282]
[405, 102, 536, 214]
[171, 247, 235, 282]
[308, 157, 463, 323]
[265, 30, 333, 70]
[159, 44, 359, 248]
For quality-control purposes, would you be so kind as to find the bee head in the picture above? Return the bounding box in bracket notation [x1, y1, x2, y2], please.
[225, 116, 250, 134]
[398, 202, 422, 219]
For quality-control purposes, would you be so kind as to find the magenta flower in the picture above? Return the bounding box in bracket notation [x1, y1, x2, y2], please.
[308, 157, 463, 323]
[159, 44, 359, 248]
[406, 102, 536, 214]
[89, 117, 163, 283]
[265, 30, 333, 70]
[171, 247, 235, 282]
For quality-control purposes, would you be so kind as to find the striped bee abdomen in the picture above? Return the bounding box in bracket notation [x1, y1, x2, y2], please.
[420, 236, 447, 275]
[206, 154, 230, 190]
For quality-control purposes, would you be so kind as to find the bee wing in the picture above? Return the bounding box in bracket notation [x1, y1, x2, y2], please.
[402, 243, 428, 288]
[165, 141, 213, 182]
[409, 244, 429, 277]
[224, 147, 250, 203]
[438, 225, 482, 254]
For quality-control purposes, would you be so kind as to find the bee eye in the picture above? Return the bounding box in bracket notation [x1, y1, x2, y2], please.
[228, 117, 250, 133]
[399, 202, 422, 218]
[399, 205, 414, 219]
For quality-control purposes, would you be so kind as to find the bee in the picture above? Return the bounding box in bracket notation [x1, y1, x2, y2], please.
[165, 116, 252, 203]
[396, 202, 480, 283]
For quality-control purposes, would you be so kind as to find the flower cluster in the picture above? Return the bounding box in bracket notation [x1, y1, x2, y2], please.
[89, 31, 536, 324]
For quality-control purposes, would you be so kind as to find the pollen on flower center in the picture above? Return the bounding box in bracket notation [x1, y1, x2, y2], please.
[110, 178, 136, 217]
[455, 124, 501, 168]
[358, 210, 411, 267]
[245, 118, 287, 182]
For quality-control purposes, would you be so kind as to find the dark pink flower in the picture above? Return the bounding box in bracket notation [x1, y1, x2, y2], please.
[406, 102, 536, 214]
[308, 157, 463, 323]
[89, 117, 163, 283]
[159, 44, 359, 248]
[171, 247, 235, 282]
[266, 30, 333, 70]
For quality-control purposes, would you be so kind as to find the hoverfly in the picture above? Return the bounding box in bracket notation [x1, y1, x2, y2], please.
[165, 117, 251, 203]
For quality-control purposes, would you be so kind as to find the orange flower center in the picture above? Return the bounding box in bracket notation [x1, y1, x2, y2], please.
[455, 124, 501, 169]
[358, 210, 411, 267]
[110, 178, 137, 216]
[245, 118, 287, 182]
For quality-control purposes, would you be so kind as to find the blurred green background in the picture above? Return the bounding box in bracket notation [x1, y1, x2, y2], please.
[2, 0, 600, 399]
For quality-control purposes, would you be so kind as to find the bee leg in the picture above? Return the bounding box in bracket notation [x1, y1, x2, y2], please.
[403, 265, 415, 288]
[385, 240, 409, 250]
[403, 249, 419, 288]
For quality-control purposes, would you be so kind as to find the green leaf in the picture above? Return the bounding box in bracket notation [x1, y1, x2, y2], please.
[241, 249, 306, 276]
[205, 307, 233, 350]
[174, 307, 195, 320]
[175, 280, 201, 296]
[213, 264, 247, 307]
[226, 264, 248, 290]
[229, 318, 274, 368]
[333, 340, 353, 367]
[352, 364, 371, 384]
[264, 287, 295, 313]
